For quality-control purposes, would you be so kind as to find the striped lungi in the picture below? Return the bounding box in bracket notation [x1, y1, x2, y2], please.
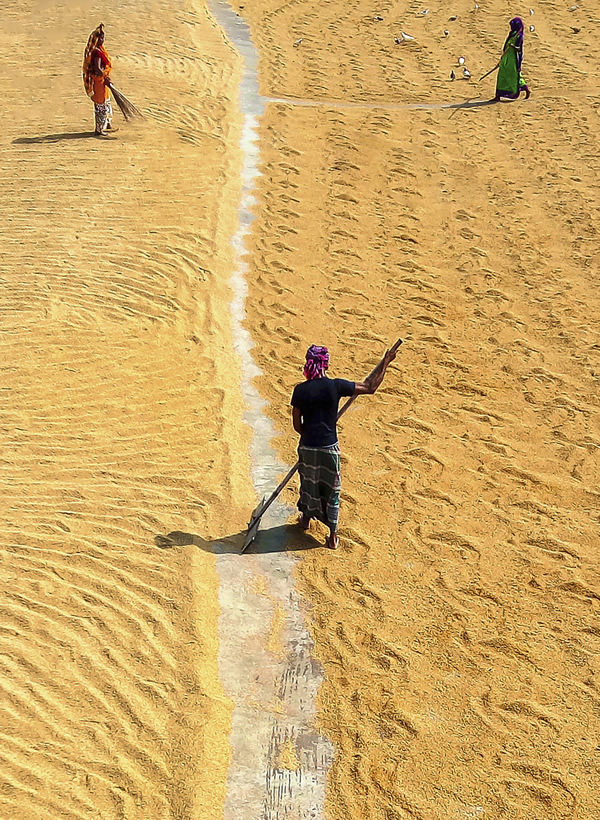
[297, 443, 341, 532]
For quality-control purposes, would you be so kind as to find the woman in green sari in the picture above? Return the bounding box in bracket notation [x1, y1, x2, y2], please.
[495, 17, 530, 100]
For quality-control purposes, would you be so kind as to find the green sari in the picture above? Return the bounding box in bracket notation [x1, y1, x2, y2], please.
[496, 21, 528, 99]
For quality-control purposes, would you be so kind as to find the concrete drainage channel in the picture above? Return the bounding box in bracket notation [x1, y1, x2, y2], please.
[209, 2, 334, 818]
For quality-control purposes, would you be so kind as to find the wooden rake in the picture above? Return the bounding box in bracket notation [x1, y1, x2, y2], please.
[241, 338, 403, 552]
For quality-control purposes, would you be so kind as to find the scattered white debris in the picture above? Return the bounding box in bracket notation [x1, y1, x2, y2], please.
[444, 29, 450, 36]
[293, 37, 303, 46]
[374, 14, 384, 21]
[529, 24, 535, 31]
[458, 55, 466, 64]
[419, 8, 430, 14]
[529, 8, 534, 14]
[568, 3, 579, 9]
[399, 31, 415, 41]
[463, 67, 471, 79]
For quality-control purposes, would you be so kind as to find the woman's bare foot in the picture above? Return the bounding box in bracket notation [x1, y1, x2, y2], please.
[298, 513, 310, 530]
[326, 533, 339, 550]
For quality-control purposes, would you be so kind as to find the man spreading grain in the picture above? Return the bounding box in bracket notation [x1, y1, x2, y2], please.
[291, 345, 396, 549]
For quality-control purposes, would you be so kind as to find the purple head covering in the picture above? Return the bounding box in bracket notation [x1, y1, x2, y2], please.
[510, 16, 524, 34]
[504, 16, 525, 67]
[304, 345, 329, 380]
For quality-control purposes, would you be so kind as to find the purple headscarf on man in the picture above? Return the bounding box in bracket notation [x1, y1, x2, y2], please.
[304, 345, 330, 381]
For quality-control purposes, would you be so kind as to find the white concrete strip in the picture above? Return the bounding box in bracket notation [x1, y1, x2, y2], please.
[209, 2, 334, 817]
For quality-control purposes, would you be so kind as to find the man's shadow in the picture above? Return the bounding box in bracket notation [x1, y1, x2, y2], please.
[13, 132, 97, 145]
[155, 523, 326, 555]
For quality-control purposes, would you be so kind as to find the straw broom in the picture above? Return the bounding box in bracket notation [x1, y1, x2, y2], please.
[108, 82, 143, 121]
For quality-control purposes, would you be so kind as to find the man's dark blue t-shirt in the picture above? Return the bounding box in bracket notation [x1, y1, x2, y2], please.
[291, 377, 355, 447]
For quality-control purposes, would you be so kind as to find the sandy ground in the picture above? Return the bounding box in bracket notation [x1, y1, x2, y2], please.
[0, 1, 254, 817]
[237, 0, 600, 817]
[2, 0, 600, 818]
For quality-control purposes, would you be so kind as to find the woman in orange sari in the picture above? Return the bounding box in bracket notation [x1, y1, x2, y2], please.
[82, 24, 116, 136]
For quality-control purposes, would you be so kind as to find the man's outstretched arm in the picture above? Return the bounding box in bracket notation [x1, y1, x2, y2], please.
[353, 347, 397, 396]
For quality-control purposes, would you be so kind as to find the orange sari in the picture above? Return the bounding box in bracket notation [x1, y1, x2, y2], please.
[82, 25, 112, 103]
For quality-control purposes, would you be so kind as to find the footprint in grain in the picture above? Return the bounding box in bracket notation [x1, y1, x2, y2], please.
[426, 530, 480, 558]
[497, 699, 559, 732]
[499, 763, 576, 818]
[360, 629, 408, 675]
[349, 576, 384, 618]
[524, 535, 580, 562]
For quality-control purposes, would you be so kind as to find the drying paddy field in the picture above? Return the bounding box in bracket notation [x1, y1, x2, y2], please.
[1, 0, 598, 817]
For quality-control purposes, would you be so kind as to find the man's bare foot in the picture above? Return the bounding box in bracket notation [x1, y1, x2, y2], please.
[298, 513, 310, 530]
[326, 533, 339, 550]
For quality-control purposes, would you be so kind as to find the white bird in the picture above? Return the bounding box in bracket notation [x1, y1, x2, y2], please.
[450, 70, 456, 80]
[399, 31, 415, 41]
[463, 67, 471, 79]
[293, 38, 303, 46]
[444, 29, 450, 36]
[529, 24, 535, 31]
[458, 56, 466, 65]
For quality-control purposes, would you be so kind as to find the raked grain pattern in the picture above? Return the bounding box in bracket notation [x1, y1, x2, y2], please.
[238, 0, 600, 817]
[0, 1, 254, 818]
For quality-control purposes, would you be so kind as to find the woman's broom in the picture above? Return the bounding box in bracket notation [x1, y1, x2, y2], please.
[108, 82, 143, 121]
